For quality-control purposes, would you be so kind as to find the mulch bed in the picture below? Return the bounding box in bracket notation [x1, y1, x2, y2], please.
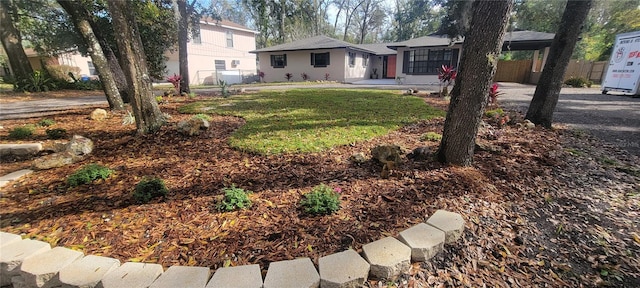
[1, 94, 638, 287]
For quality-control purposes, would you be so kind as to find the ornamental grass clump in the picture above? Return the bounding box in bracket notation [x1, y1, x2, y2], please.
[8, 125, 35, 140]
[300, 184, 341, 215]
[133, 177, 168, 203]
[67, 164, 113, 187]
[217, 185, 252, 212]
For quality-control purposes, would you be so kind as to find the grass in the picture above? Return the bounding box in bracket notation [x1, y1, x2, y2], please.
[180, 89, 445, 154]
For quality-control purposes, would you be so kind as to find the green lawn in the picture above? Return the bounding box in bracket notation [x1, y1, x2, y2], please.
[180, 89, 445, 154]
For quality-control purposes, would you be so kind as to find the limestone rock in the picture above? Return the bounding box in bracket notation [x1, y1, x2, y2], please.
[89, 108, 107, 121]
[32, 151, 80, 170]
[42, 141, 69, 153]
[523, 119, 535, 129]
[407, 146, 432, 161]
[67, 135, 93, 156]
[178, 118, 210, 136]
[349, 153, 367, 164]
[371, 145, 403, 165]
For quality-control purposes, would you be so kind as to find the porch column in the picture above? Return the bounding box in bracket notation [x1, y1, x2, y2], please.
[540, 47, 550, 71]
[531, 49, 540, 72]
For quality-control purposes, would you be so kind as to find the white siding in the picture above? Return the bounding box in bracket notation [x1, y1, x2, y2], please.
[257, 49, 348, 82]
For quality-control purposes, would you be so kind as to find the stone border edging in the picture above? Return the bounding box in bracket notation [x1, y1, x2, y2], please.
[0, 210, 465, 288]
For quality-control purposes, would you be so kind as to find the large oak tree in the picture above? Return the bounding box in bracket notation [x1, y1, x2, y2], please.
[57, 0, 124, 110]
[0, 0, 33, 84]
[436, 0, 513, 166]
[525, 0, 593, 128]
[107, 0, 164, 134]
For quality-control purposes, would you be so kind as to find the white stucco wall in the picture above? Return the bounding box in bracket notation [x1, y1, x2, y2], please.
[165, 22, 257, 84]
[344, 48, 372, 83]
[56, 51, 95, 77]
[257, 49, 346, 82]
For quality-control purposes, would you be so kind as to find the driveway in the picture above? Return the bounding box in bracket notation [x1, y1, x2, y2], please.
[2, 83, 638, 156]
[498, 83, 640, 156]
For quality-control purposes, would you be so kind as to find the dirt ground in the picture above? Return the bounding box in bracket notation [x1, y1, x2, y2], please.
[0, 93, 638, 287]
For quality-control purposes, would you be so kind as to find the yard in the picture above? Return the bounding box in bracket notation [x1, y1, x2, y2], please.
[0, 89, 638, 287]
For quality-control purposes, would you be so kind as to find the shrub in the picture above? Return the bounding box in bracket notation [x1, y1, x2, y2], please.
[155, 95, 164, 103]
[38, 118, 55, 127]
[438, 65, 457, 97]
[564, 77, 592, 88]
[8, 125, 35, 140]
[46, 64, 81, 82]
[300, 184, 341, 215]
[122, 111, 135, 125]
[301, 72, 309, 81]
[46, 128, 67, 140]
[216, 185, 252, 212]
[421, 132, 442, 141]
[258, 71, 265, 82]
[67, 164, 113, 187]
[193, 113, 212, 121]
[324, 73, 330, 81]
[218, 80, 230, 97]
[16, 70, 56, 92]
[285, 73, 293, 81]
[485, 108, 505, 118]
[167, 74, 181, 91]
[488, 83, 502, 105]
[133, 177, 168, 203]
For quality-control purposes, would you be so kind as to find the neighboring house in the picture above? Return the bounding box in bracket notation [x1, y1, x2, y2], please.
[0, 47, 96, 78]
[251, 36, 398, 83]
[252, 31, 555, 84]
[164, 19, 258, 85]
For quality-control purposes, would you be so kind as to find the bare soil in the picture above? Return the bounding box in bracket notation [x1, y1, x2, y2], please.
[0, 94, 638, 287]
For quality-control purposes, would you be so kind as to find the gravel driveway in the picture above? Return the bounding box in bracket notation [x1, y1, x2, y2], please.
[498, 83, 640, 156]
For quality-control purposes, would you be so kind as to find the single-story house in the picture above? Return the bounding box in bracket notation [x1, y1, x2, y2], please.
[252, 31, 555, 84]
[0, 47, 97, 79]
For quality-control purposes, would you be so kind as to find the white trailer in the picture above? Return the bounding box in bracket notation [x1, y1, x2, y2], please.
[602, 30, 640, 96]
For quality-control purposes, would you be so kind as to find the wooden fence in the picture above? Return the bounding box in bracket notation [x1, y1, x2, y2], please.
[495, 59, 608, 84]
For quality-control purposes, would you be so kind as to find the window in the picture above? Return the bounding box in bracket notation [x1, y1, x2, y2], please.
[215, 60, 226, 71]
[87, 61, 96, 75]
[226, 30, 234, 48]
[362, 54, 369, 67]
[402, 48, 459, 75]
[270, 54, 287, 68]
[192, 27, 201, 44]
[310, 52, 330, 67]
[348, 52, 356, 67]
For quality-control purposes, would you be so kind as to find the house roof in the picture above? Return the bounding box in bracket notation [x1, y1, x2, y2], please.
[200, 18, 258, 34]
[358, 43, 397, 55]
[389, 30, 555, 51]
[250, 35, 375, 54]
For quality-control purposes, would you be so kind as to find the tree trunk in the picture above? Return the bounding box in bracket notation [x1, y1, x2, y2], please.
[525, 0, 593, 128]
[436, 0, 513, 166]
[107, 0, 164, 134]
[173, 0, 190, 94]
[88, 17, 130, 103]
[0, 0, 33, 82]
[57, 0, 124, 110]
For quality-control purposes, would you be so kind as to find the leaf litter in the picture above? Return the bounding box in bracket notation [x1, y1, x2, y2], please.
[0, 94, 638, 287]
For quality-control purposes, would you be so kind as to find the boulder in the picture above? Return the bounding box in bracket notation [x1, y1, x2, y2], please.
[66, 135, 93, 156]
[32, 151, 80, 170]
[407, 146, 432, 161]
[178, 118, 210, 136]
[42, 141, 69, 153]
[349, 153, 367, 164]
[89, 109, 107, 121]
[371, 145, 403, 165]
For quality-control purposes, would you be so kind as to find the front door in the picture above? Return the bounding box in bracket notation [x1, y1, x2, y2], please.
[386, 55, 397, 78]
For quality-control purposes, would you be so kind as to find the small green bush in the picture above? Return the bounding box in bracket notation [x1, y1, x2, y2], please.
[133, 177, 168, 203]
[37, 118, 55, 127]
[45, 128, 67, 139]
[300, 184, 341, 215]
[67, 164, 113, 187]
[216, 185, 252, 212]
[421, 132, 442, 142]
[485, 108, 505, 118]
[193, 113, 212, 121]
[155, 95, 164, 103]
[564, 77, 592, 88]
[8, 125, 35, 140]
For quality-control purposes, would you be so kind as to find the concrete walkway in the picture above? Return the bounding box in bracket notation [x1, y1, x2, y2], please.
[0, 95, 107, 120]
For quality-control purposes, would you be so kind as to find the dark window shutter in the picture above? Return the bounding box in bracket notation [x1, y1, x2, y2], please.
[326, 53, 330, 65]
[283, 54, 287, 66]
[451, 49, 460, 68]
[270, 55, 275, 67]
[403, 51, 409, 74]
[311, 53, 314, 65]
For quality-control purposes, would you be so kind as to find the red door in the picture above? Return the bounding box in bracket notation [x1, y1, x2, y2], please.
[386, 55, 397, 78]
